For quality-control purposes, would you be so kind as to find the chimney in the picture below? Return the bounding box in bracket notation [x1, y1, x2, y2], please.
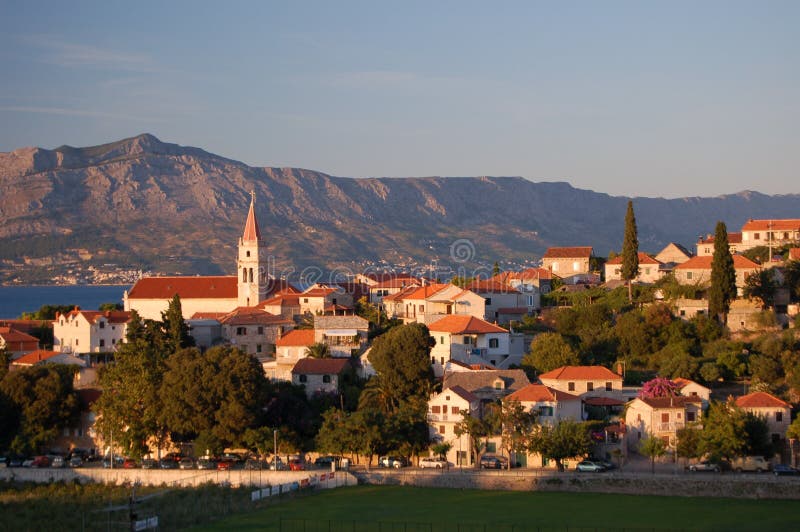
[616, 362, 624, 377]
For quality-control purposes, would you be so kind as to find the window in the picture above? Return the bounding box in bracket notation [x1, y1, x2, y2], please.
[486, 442, 496, 453]
[587, 382, 594, 392]
[112, 339, 116, 345]
[299, 375, 307, 383]
[304, 298, 309, 303]
[445, 396, 450, 401]
[440, 336, 445, 345]
[99, 339, 105, 347]
[419, 305, 425, 313]
[687, 411, 696, 422]
[551, 262, 559, 272]
[614, 268, 621, 275]
[485, 297, 492, 306]
[573, 261, 580, 272]
[463, 336, 472, 345]
[431, 357, 436, 364]
[686, 271, 693, 280]
[568, 382, 575, 391]
[322, 375, 331, 383]
[256, 344, 262, 353]
[246, 250, 250, 257]
[75, 339, 79, 346]
[431, 405, 441, 413]
[776, 411, 783, 422]
[754, 232, 760, 240]
[451, 406, 460, 414]
[439, 425, 445, 434]
[539, 406, 553, 417]
[489, 338, 499, 348]
[661, 413, 669, 422]
[257, 326, 264, 335]
[644, 268, 650, 275]
[236, 327, 247, 336]
[99, 321, 105, 329]
[605, 382, 612, 391]
[332, 298, 337, 305]
[690, 391, 698, 397]
[680, 310, 686, 317]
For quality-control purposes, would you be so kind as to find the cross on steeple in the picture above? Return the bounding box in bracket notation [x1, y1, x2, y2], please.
[250, 189, 256, 204]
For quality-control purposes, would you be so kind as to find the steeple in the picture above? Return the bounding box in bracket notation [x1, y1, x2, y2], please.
[237, 190, 263, 307]
[242, 190, 261, 242]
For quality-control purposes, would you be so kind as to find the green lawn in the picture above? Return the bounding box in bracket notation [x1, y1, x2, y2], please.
[193, 485, 800, 532]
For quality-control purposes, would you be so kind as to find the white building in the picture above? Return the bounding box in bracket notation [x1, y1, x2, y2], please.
[53, 309, 131, 355]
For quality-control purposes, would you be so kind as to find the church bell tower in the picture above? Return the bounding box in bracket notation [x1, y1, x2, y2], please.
[237, 191, 263, 307]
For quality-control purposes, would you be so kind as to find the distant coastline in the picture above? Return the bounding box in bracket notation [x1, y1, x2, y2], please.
[0, 285, 130, 319]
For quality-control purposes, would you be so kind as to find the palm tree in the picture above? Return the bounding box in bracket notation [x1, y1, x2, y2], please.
[305, 342, 330, 359]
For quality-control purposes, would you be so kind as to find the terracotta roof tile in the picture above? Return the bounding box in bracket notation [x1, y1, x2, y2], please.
[506, 384, 580, 403]
[538, 365, 623, 381]
[675, 255, 759, 270]
[12, 349, 60, 365]
[61, 310, 131, 325]
[735, 391, 790, 409]
[606, 252, 661, 265]
[467, 280, 520, 294]
[637, 396, 702, 408]
[543, 247, 593, 259]
[698, 233, 743, 244]
[127, 276, 237, 300]
[444, 385, 480, 404]
[0, 326, 39, 344]
[275, 329, 316, 347]
[218, 307, 292, 326]
[428, 315, 508, 334]
[742, 219, 800, 231]
[241, 197, 261, 242]
[291, 357, 350, 375]
[492, 267, 554, 282]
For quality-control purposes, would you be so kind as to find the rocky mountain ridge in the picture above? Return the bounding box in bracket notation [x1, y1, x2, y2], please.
[1, 134, 798, 281]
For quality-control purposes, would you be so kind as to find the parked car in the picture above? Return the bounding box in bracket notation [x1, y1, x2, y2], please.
[379, 456, 407, 469]
[8, 456, 25, 468]
[314, 455, 340, 468]
[31, 455, 51, 468]
[731, 456, 770, 473]
[159, 459, 178, 469]
[419, 457, 448, 469]
[197, 458, 217, 470]
[122, 458, 138, 469]
[288, 458, 305, 471]
[50, 456, 66, 468]
[22, 458, 35, 468]
[268, 458, 288, 471]
[575, 460, 606, 472]
[479, 455, 508, 470]
[179, 457, 196, 470]
[244, 459, 264, 470]
[162, 452, 184, 463]
[68, 448, 91, 461]
[773, 464, 799, 476]
[141, 459, 157, 469]
[687, 460, 722, 473]
[102, 456, 124, 468]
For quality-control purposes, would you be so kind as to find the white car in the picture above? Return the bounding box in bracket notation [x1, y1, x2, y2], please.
[419, 457, 447, 469]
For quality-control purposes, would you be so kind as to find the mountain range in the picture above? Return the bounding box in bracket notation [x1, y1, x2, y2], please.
[1, 134, 798, 281]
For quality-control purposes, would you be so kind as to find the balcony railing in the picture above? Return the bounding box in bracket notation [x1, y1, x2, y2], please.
[657, 421, 685, 432]
[427, 413, 449, 422]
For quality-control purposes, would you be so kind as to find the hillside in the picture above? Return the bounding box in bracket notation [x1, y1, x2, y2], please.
[1, 134, 798, 283]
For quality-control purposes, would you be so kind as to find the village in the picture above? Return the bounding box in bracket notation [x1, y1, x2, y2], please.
[2, 197, 800, 479]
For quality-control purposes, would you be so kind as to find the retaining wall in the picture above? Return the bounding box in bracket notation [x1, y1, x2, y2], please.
[355, 468, 800, 500]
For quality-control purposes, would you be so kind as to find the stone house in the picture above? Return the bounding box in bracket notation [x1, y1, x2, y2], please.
[268, 329, 316, 381]
[672, 377, 711, 408]
[313, 315, 369, 357]
[538, 365, 624, 401]
[466, 280, 527, 323]
[53, 309, 131, 355]
[604, 253, 663, 284]
[0, 326, 39, 359]
[291, 358, 352, 398]
[740, 219, 800, 251]
[427, 385, 481, 467]
[541, 247, 594, 277]
[428, 315, 516, 376]
[673, 255, 760, 294]
[442, 369, 531, 410]
[735, 391, 792, 444]
[218, 306, 294, 358]
[696, 233, 744, 256]
[383, 284, 486, 325]
[625, 396, 703, 451]
[655, 243, 693, 265]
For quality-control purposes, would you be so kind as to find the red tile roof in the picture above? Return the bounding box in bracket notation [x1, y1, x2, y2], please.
[671, 377, 708, 391]
[543, 247, 593, 259]
[403, 283, 450, 300]
[259, 293, 301, 307]
[698, 233, 743, 244]
[241, 197, 261, 242]
[60, 310, 131, 325]
[606, 252, 661, 265]
[12, 349, 60, 366]
[302, 287, 337, 297]
[0, 326, 39, 345]
[735, 391, 790, 409]
[674, 255, 759, 270]
[638, 396, 702, 408]
[219, 307, 292, 326]
[292, 357, 350, 375]
[372, 278, 421, 289]
[428, 315, 508, 334]
[493, 267, 555, 283]
[190, 312, 228, 320]
[583, 397, 625, 406]
[506, 384, 580, 403]
[538, 365, 622, 381]
[467, 280, 520, 294]
[127, 276, 237, 300]
[275, 329, 315, 347]
[742, 219, 800, 231]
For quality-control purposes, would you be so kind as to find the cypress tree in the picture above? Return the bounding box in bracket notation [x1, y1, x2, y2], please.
[708, 221, 737, 324]
[621, 200, 639, 303]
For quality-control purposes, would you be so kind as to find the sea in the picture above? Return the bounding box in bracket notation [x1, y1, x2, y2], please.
[0, 285, 130, 319]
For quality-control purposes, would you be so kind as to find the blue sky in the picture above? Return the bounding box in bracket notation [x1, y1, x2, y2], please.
[1, 1, 797, 198]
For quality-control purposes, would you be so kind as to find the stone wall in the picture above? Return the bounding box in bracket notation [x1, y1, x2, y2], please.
[355, 468, 800, 500]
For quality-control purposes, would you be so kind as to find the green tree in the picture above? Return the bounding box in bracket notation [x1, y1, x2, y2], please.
[699, 401, 747, 461]
[315, 408, 355, 459]
[639, 434, 667, 474]
[498, 400, 536, 469]
[522, 332, 580, 374]
[431, 442, 452, 460]
[0, 365, 80, 455]
[367, 323, 435, 410]
[527, 419, 591, 472]
[98, 302, 123, 311]
[492, 262, 500, 276]
[621, 200, 639, 303]
[162, 294, 194, 353]
[94, 311, 168, 459]
[783, 260, 800, 302]
[743, 269, 778, 309]
[305, 342, 331, 359]
[676, 426, 703, 463]
[786, 416, 800, 440]
[454, 414, 492, 468]
[742, 412, 774, 458]
[708, 221, 737, 325]
[159, 346, 268, 449]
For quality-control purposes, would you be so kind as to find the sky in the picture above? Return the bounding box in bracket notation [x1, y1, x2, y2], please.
[1, 1, 798, 198]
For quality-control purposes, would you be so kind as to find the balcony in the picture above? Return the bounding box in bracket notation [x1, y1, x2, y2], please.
[657, 421, 685, 432]
[427, 413, 449, 422]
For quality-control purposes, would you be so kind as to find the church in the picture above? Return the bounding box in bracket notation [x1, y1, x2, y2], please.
[123, 193, 279, 320]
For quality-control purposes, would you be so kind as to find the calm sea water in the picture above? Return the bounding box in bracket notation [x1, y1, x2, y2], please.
[0, 285, 129, 319]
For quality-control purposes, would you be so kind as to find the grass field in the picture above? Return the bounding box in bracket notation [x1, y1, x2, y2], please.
[193, 485, 800, 532]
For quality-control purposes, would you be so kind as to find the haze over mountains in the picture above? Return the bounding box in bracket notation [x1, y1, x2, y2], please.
[1, 134, 798, 279]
